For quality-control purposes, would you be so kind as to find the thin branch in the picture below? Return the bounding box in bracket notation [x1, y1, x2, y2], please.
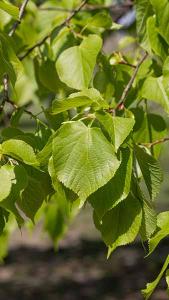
[116, 52, 148, 109]
[141, 138, 169, 148]
[9, 0, 30, 36]
[119, 61, 136, 69]
[19, 0, 89, 60]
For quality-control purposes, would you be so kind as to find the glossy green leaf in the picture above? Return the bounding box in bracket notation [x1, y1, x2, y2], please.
[56, 34, 102, 90]
[52, 121, 120, 201]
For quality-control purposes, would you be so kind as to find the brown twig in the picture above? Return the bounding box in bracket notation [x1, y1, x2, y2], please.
[9, 0, 30, 36]
[116, 52, 148, 110]
[141, 138, 169, 148]
[19, 0, 88, 60]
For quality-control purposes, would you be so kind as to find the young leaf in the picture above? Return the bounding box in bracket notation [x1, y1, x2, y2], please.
[89, 147, 133, 220]
[52, 121, 120, 201]
[135, 145, 163, 200]
[94, 193, 142, 255]
[96, 111, 135, 151]
[56, 34, 102, 90]
[142, 255, 169, 299]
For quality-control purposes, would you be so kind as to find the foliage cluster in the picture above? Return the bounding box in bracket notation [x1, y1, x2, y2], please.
[0, 0, 169, 297]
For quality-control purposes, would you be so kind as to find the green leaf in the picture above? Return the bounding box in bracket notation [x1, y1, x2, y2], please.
[146, 16, 168, 59]
[52, 96, 93, 115]
[70, 88, 108, 107]
[139, 199, 157, 241]
[52, 121, 120, 201]
[89, 147, 133, 220]
[0, 165, 28, 225]
[135, 145, 163, 200]
[82, 11, 113, 30]
[148, 211, 169, 255]
[94, 193, 142, 255]
[0, 165, 13, 202]
[150, 0, 169, 45]
[96, 111, 135, 151]
[132, 109, 167, 158]
[141, 76, 169, 113]
[166, 269, 169, 293]
[56, 34, 102, 90]
[135, 0, 153, 50]
[38, 59, 66, 93]
[17, 166, 53, 221]
[0, 0, 19, 20]
[2, 139, 39, 166]
[0, 33, 23, 85]
[142, 255, 169, 299]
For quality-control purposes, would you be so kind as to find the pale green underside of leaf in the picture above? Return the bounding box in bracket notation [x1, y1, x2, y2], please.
[141, 76, 169, 113]
[94, 193, 142, 255]
[96, 111, 135, 151]
[0, 0, 19, 20]
[89, 147, 132, 220]
[56, 34, 102, 90]
[142, 255, 169, 299]
[2, 139, 39, 166]
[52, 121, 120, 201]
